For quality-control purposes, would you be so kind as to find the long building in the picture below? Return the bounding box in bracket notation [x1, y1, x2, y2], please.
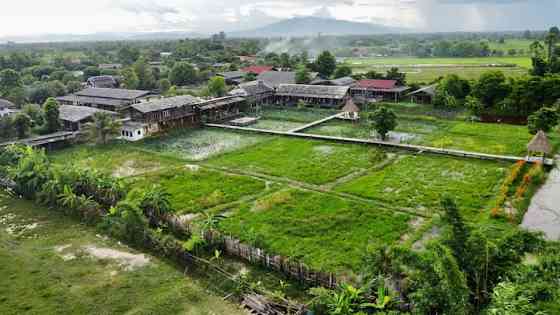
[350, 79, 410, 102]
[271, 84, 350, 108]
[57, 88, 152, 113]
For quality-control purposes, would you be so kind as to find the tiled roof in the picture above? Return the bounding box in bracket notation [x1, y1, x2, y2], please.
[355, 79, 397, 90]
[59, 105, 117, 123]
[241, 65, 274, 75]
[276, 84, 350, 99]
[0, 98, 15, 110]
[131, 95, 202, 114]
[75, 88, 151, 100]
[257, 71, 296, 88]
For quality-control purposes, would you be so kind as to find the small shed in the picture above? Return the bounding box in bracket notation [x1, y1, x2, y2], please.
[121, 121, 148, 142]
[407, 85, 437, 104]
[527, 130, 552, 160]
[0, 99, 18, 118]
[341, 98, 360, 121]
[58, 105, 117, 131]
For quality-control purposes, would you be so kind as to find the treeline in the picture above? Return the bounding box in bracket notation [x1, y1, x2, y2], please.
[308, 196, 560, 314]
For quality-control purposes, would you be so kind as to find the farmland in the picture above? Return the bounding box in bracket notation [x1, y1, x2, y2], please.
[343, 56, 531, 82]
[47, 111, 520, 274]
[0, 193, 246, 315]
[305, 103, 560, 156]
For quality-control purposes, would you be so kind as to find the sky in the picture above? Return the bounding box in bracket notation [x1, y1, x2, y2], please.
[0, 0, 559, 38]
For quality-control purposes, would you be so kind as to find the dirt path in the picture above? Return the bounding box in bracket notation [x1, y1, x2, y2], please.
[522, 158, 560, 240]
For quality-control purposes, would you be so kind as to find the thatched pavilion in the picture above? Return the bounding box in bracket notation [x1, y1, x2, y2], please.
[341, 98, 360, 121]
[527, 130, 552, 160]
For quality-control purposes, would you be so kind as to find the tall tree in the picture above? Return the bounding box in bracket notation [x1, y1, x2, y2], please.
[315, 51, 337, 78]
[133, 57, 156, 90]
[472, 71, 511, 109]
[207, 76, 227, 97]
[370, 106, 397, 141]
[0, 69, 22, 96]
[121, 68, 139, 89]
[83, 112, 121, 145]
[43, 98, 61, 133]
[169, 62, 197, 86]
[528, 107, 559, 134]
[334, 65, 352, 79]
[295, 65, 312, 84]
[13, 112, 31, 138]
[545, 26, 560, 63]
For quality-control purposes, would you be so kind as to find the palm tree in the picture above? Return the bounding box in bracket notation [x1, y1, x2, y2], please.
[83, 112, 122, 145]
[139, 185, 174, 227]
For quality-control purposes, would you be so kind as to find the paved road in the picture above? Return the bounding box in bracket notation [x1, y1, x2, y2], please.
[522, 157, 560, 240]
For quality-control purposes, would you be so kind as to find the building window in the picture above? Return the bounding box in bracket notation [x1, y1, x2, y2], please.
[137, 130, 141, 135]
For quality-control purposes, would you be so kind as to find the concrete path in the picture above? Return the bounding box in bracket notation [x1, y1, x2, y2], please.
[205, 123, 554, 166]
[287, 113, 344, 133]
[522, 157, 560, 240]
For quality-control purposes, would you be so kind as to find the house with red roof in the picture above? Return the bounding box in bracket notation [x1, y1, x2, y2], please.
[350, 79, 410, 103]
[241, 65, 276, 75]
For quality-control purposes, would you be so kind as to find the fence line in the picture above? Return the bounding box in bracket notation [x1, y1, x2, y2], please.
[165, 215, 338, 289]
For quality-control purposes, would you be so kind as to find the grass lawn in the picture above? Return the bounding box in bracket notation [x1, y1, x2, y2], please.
[343, 56, 531, 82]
[131, 167, 267, 214]
[259, 107, 337, 123]
[139, 128, 273, 161]
[0, 193, 246, 315]
[252, 119, 305, 132]
[335, 154, 507, 219]
[305, 102, 560, 156]
[219, 188, 412, 272]
[207, 137, 383, 185]
[50, 143, 184, 177]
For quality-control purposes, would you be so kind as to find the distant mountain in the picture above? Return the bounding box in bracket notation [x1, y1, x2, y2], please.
[228, 16, 405, 38]
[0, 31, 206, 44]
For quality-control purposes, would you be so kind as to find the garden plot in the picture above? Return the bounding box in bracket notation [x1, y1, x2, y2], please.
[50, 144, 182, 177]
[207, 137, 386, 185]
[218, 188, 412, 272]
[131, 167, 267, 214]
[140, 128, 273, 161]
[336, 154, 507, 219]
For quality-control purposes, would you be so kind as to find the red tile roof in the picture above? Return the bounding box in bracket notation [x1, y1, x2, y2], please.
[355, 79, 397, 90]
[241, 66, 274, 75]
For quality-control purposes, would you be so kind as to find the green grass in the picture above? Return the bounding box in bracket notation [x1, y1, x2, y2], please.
[344, 56, 532, 67]
[139, 128, 273, 161]
[131, 167, 267, 214]
[335, 154, 507, 219]
[50, 143, 184, 176]
[0, 193, 246, 315]
[259, 107, 337, 123]
[252, 119, 305, 132]
[219, 189, 412, 272]
[343, 56, 531, 83]
[207, 137, 381, 185]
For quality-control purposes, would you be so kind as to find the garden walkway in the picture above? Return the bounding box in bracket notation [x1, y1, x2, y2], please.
[286, 113, 344, 133]
[0, 131, 78, 148]
[205, 123, 554, 166]
[522, 156, 560, 240]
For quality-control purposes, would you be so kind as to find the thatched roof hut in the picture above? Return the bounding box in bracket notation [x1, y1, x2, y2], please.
[527, 130, 552, 155]
[341, 98, 360, 113]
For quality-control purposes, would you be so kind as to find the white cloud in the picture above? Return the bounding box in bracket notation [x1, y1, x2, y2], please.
[0, 0, 557, 37]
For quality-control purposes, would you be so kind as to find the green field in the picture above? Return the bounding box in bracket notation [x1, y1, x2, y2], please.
[335, 154, 506, 219]
[0, 193, 246, 315]
[208, 137, 382, 185]
[132, 167, 267, 214]
[219, 188, 412, 272]
[305, 103, 560, 156]
[343, 56, 531, 83]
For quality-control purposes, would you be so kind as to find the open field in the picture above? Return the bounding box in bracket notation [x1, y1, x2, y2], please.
[305, 103, 560, 156]
[335, 154, 507, 220]
[207, 137, 383, 185]
[139, 128, 273, 161]
[132, 167, 267, 214]
[343, 56, 531, 82]
[219, 188, 412, 272]
[0, 193, 246, 315]
[47, 118, 516, 274]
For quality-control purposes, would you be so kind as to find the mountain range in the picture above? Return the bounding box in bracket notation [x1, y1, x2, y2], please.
[228, 17, 405, 38]
[0, 17, 403, 44]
